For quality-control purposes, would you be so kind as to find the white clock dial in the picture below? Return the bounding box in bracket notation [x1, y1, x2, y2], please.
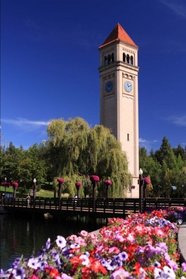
[124, 81, 132, 93]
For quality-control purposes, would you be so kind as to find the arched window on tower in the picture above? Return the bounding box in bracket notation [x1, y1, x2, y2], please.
[111, 53, 114, 62]
[131, 56, 134, 65]
[127, 54, 130, 64]
[104, 56, 108, 65]
[103, 53, 114, 66]
[123, 53, 126, 63]
[108, 54, 111, 64]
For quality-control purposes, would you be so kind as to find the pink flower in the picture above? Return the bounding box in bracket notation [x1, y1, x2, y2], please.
[75, 181, 81, 188]
[11, 181, 19, 188]
[126, 233, 135, 243]
[182, 262, 186, 272]
[79, 230, 88, 237]
[61, 274, 73, 279]
[108, 246, 120, 254]
[110, 268, 130, 279]
[144, 176, 151, 185]
[104, 179, 112, 186]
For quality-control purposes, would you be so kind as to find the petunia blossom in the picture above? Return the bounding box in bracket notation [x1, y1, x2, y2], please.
[56, 235, 66, 249]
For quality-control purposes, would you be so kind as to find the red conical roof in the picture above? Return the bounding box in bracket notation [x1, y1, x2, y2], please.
[99, 23, 137, 48]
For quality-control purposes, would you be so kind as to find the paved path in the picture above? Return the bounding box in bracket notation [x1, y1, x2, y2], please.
[178, 223, 186, 261]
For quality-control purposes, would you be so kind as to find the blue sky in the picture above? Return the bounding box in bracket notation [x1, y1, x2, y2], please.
[1, 0, 186, 151]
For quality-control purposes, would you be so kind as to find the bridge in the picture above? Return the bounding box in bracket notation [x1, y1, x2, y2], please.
[1, 197, 186, 219]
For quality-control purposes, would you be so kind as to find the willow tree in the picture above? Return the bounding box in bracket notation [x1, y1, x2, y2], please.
[47, 118, 131, 197]
[87, 125, 131, 197]
[46, 119, 66, 177]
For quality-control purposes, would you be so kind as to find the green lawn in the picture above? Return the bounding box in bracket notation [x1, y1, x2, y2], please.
[0, 186, 13, 193]
[0, 186, 54, 198]
[36, 189, 54, 198]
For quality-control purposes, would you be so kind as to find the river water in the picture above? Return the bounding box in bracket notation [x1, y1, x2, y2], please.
[0, 213, 103, 270]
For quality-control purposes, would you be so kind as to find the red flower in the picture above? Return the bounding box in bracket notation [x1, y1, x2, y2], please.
[133, 262, 141, 276]
[90, 258, 107, 275]
[57, 178, 64, 184]
[70, 256, 83, 270]
[45, 266, 60, 278]
[81, 258, 107, 278]
[90, 175, 100, 183]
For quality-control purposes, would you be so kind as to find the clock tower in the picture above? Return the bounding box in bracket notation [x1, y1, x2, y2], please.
[99, 23, 139, 197]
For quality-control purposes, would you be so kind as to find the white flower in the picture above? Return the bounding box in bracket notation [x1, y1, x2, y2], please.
[56, 235, 66, 249]
[79, 254, 90, 266]
[154, 266, 176, 279]
[45, 238, 51, 250]
[70, 243, 80, 249]
[163, 266, 176, 278]
[27, 257, 39, 270]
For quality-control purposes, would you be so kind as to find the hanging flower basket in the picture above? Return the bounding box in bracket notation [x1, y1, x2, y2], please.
[104, 179, 112, 186]
[57, 178, 65, 184]
[11, 181, 19, 188]
[144, 176, 151, 185]
[75, 181, 82, 189]
[90, 175, 100, 183]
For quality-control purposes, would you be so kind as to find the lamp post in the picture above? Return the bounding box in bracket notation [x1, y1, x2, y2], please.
[139, 168, 144, 213]
[4, 177, 7, 195]
[90, 175, 100, 212]
[33, 178, 37, 199]
[104, 179, 112, 199]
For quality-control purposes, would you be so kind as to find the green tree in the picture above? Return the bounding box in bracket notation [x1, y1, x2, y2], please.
[140, 138, 186, 198]
[2, 142, 24, 181]
[46, 118, 130, 197]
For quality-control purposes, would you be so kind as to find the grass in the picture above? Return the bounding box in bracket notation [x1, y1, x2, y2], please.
[0, 186, 54, 198]
[36, 189, 54, 198]
[0, 186, 13, 193]
[0, 186, 71, 199]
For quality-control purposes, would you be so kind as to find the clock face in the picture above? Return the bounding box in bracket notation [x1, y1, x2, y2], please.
[105, 80, 113, 93]
[124, 81, 132, 93]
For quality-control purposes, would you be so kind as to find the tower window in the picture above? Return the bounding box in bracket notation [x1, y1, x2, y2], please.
[127, 133, 130, 141]
[103, 53, 114, 66]
[131, 56, 134, 65]
[123, 53, 134, 65]
[111, 53, 114, 62]
[108, 54, 111, 64]
[104, 56, 108, 65]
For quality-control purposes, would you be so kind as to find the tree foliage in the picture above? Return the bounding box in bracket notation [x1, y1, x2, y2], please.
[1, 121, 185, 199]
[46, 118, 130, 197]
[140, 137, 186, 197]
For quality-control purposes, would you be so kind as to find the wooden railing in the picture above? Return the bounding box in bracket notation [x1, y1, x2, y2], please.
[1, 197, 186, 218]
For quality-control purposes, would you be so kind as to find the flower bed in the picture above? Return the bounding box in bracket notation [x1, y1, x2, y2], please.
[1, 209, 186, 279]
[166, 206, 186, 225]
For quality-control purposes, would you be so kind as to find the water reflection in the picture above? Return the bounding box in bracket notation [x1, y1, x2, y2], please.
[0, 214, 103, 270]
